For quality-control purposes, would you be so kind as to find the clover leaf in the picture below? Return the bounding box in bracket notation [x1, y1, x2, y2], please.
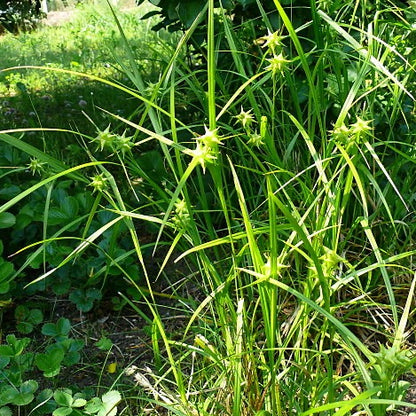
[84, 390, 121, 416]
[69, 288, 102, 313]
[41, 318, 71, 341]
[35, 349, 64, 378]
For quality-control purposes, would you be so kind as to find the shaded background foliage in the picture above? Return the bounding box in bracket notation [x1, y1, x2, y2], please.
[135, 0, 280, 32]
[0, 0, 45, 33]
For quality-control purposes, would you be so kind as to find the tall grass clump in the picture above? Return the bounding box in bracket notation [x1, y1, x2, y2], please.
[1, 0, 416, 414]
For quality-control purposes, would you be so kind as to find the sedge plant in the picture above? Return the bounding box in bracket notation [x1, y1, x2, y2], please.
[1, 0, 416, 415]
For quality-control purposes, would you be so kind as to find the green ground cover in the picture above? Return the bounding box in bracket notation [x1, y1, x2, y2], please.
[1, 0, 416, 415]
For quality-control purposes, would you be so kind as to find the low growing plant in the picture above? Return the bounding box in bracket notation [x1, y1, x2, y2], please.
[0, 318, 121, 416]
[14, 305, 43, 334]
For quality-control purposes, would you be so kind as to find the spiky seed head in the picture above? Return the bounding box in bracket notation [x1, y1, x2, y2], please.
[266, 53, 290, 76]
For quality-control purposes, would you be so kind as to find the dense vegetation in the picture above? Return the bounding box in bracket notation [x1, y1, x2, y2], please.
[0, 0, 45, 33]
[1, 0, 416, 415]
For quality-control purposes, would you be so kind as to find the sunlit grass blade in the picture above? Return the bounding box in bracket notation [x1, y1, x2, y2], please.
[268, 190, 330, 311]
[299, 387, 379, 416]
[0, 130, 87, 182]
[363, 139, 408, 211]
[393, 271, 416, 348]
[360, 218, 398, 328]
[26, 214, 124, 285]
[232, 298, 244, 416]
[0, 161, 104, 214]
[271, 0, 325, 136]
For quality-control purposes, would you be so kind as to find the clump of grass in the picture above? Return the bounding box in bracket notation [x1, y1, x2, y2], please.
[1, 0, 416, 415]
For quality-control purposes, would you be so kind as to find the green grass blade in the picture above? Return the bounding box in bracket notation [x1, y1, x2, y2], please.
[0, 161, 104, 214]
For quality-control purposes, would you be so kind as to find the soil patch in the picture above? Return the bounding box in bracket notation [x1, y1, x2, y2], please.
[43, 10, 79, 26]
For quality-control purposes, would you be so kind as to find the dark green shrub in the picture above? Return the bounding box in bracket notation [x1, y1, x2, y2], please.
[136, 0, 280, 32]
[0, 0, 44, 34]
